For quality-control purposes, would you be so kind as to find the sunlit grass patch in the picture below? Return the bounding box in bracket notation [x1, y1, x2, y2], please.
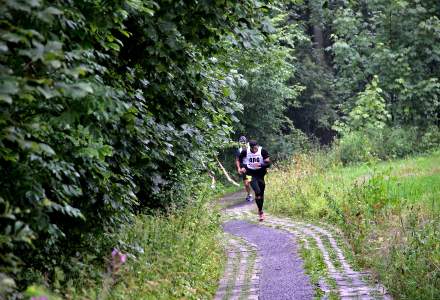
[266, 150, 440, 299]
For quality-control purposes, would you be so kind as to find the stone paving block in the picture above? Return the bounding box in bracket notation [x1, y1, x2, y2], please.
[218, 193, 391, 300]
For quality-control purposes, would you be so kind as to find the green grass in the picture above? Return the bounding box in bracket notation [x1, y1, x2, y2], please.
[298, 237, 336, 299]
[63, 187, 226, 300]
[266, 150, 440, 299]
[239, 250, 257, 300]
[327, 151, 440, 209]
[115, 200, 223, 299]
[211, 181, 243, 199]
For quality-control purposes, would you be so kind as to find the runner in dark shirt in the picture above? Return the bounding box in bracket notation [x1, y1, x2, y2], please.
[238, 140, 271, 221]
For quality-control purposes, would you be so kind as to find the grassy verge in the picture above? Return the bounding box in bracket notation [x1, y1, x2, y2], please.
[40, 184, 228, 300]
[109, 198, 224, 299]
[211, 180, 243, 199]
[266, 150, 440, 299]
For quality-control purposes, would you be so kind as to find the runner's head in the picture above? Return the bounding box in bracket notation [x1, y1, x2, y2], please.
[238, 136, 247, 147]
[248, 140, 258, 153]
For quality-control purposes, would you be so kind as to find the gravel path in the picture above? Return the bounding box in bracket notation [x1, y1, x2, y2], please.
[215, 191, 392, 300]
[223, 220, 314, 300]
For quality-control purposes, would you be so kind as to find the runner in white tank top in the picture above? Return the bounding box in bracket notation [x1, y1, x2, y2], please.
[238, 139, 271, 221]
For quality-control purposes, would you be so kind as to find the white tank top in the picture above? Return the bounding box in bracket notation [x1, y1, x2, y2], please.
[239, 145, 250, 165]
[245, 146, 263, 170]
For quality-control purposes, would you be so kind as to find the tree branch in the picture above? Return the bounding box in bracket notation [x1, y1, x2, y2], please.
[215, 157, 240, 186]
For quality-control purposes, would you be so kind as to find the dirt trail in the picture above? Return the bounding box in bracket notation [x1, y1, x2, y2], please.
[215, 191, 392, 300]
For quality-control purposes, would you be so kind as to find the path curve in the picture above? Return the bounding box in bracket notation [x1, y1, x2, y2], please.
[215, 191, 392, 300]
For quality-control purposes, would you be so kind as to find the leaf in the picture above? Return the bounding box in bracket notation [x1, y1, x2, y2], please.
[99, 145, 113, 158]
[0, 81, 19, 95]
[261, 19, 276, 34]
[243, 40, 251, 49]
[158, 20, 176, 33]
[0, 94, 12, 104]
[68, 82, 94, 98]
[37, 86, 59, 99]
[18, 41, 45, 61]
[49, 60, 62, 68]
[222, 86, 231, 97]
[1, 32, 27, 43]
[0, 42, 8, 52]
[118, 29, 131, 38]
[26, 0, 41, 7]
[39, 143, 55, 156]
[43, 6, 62, 15]
[107, 42, 120, 51]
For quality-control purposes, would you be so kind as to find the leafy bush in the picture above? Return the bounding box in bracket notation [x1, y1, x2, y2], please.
[269, 128, 318, 161]
[333, 76, 390, 135]
[334, 131, 374, 165]
[420, 125, 440, 152]
[0, 0, 273, 296]
[333, 125, 439, 165]
[377, 126, 417, 159]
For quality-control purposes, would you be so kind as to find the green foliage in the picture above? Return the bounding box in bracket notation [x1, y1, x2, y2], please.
[334, 76, 390, 134]
[225, 6, 320, 160]
[98, 187, 222, 299]
[231, 14, 304, 146]
[1, 0, 439, 296]
[420, 125, 440, 152]
[25, 285, 61, 300]
[373, 126, 418, 159]
[330, 1, 440, 127]
[268, 127, 318, 160]
[0, 0, 275, 296]
[334, 131, 375, 165]
[333, 125, 440, 165]
[284, 1, 339, 141]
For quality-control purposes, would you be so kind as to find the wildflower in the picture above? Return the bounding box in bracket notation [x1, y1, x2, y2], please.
[111, 248, 127, 273]
[31, 297, 48, 300]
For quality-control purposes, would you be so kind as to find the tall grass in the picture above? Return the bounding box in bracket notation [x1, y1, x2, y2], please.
[42, 185, 226, 300]
[266, 150, 440, 299]
[107, 195, 224, 299]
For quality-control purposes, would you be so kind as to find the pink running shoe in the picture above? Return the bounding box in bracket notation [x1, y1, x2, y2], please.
[259, 212, 265, 222]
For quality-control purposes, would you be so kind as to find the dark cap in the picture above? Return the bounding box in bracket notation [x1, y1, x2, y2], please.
[248, 140, 258, 147]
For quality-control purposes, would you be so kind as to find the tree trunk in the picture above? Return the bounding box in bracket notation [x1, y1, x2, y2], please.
[308, 0, 327, 66]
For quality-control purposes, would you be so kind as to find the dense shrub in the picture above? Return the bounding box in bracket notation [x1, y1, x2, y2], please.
[269, 128, 318, 161]
[0, 0, 273, 295]
[334, 131, 374, 165]
[420, 125, 440, 152]
[377, 127, 417, 159]
[334, 126, 440, 165]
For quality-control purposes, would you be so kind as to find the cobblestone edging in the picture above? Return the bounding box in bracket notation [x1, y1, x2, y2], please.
[217, 191, 392, 300]
[215, 234, 261, 300]
[225, 208, 392, 300]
